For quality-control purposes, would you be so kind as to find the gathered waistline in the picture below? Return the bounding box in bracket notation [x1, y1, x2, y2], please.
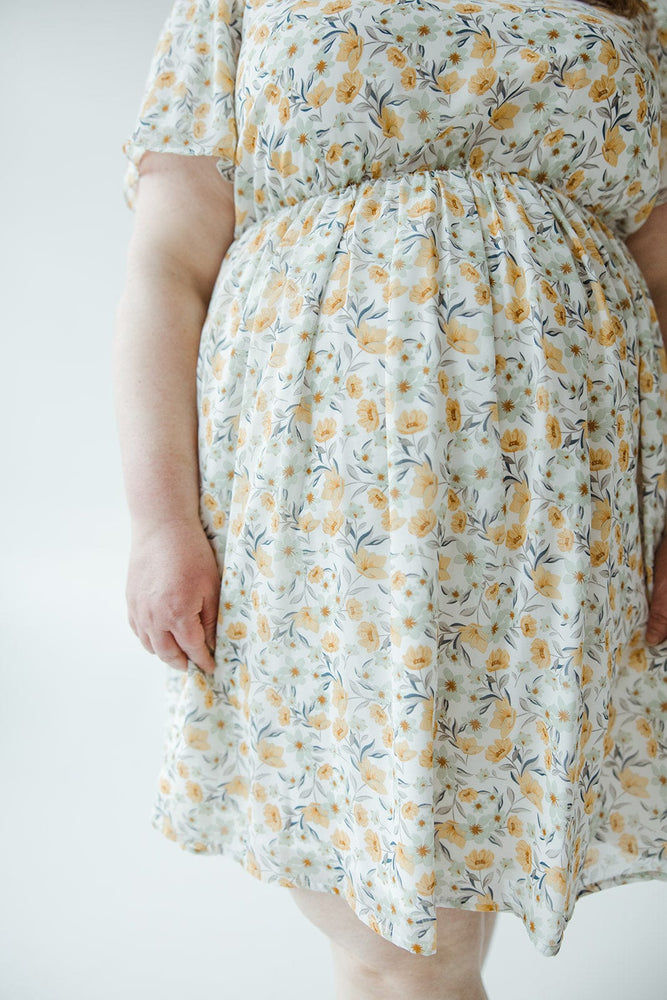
[236, 164, 618, 241]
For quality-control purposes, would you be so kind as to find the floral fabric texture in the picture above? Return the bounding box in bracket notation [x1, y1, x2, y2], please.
[122, 0, 667, 958]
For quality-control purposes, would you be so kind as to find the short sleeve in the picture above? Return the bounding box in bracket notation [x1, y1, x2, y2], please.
[121, 0, 244, 211]
[643, 0, 667, 206]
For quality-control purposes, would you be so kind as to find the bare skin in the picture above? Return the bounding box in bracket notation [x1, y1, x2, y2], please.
[114, 154, 667, 994]
[289, 886, 496, 1000]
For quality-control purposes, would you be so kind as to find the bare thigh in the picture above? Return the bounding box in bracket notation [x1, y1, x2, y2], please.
[288, 885, 496, 988]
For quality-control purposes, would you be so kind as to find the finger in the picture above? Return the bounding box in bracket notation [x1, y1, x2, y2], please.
[152, 631, 189, 671]
[200, 584, 220, 655]
[137, 628, 156, 655]
[173, 617, 217, 674]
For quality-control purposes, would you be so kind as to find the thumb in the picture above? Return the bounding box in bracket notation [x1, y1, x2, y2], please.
[201, 584, 220, 654]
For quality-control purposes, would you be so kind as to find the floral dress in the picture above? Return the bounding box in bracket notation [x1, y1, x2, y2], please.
[122, 0, 667, 958]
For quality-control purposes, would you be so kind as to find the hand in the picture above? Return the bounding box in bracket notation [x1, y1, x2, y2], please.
[126, 519, 221, 674]
[645, 529, 667, 645]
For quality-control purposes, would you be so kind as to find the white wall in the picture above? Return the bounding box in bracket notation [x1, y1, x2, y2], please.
[0, 2, 665, 997]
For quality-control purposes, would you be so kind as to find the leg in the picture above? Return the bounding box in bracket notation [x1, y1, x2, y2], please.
[288, 886, 496, 1000]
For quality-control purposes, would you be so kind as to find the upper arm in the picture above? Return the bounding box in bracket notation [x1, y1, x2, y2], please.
[624, 201, 667, 304]
[127, 151, 235, 305]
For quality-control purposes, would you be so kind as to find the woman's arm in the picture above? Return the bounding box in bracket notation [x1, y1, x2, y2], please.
[624, 202, 667, 338]
[624, 202, 667, 644]
[113, 152, 235, 674]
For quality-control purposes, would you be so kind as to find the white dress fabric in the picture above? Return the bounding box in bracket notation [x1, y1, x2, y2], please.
[122, 0, 667, 958]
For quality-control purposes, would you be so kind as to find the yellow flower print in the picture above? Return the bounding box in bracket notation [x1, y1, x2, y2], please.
[352, 803, 369, 828]
[531, 564, 562, 600]
[303, 803, 330, 828]
[459, 623, 488, 651]
[435, 70, 466, 95]
[394, 843, 416, 874]
[307, 712, 331, 731]
[357, 621, 380, 653]
[520, 614, 537, 637]
[507, 815, 524, 838]
[396, 409, 428, 435]
[416, 871, 437, 895]
[410, 463, 438, 506]
[619, 833, 639, 856]
[530, 60, 549, 83]
[413, 233, 439, 277]
[490, 698, 516, 736]
[356, 398, 380, 432]
[355, 319, 387, 354]
[332, 717, 349, 741]
[264, 804, 283, 831]
[360, 759, 388, 794]
[564, 171, 585, 196]
[556, 528, 574, 552]
[518, 772, 544, 809]
[332, 829, 351, 851]
[184, 726, 211, 751]
[353, 547, 389, 579]
[409, 274, 439, 303]
[322, 510, 345, 535]
[592, 498, 612, 538]
[485, 737, 513, 762]
[396, 740, 418, 762]
[589, 75, 616, 102]
[446, 397, 461, 431]
[457, 736, 485, 754]
[304, 79, 335, 109]
[445, 317, 480, 353]
[253, 740, 285, 770]
[602, 125, 626, 167]
[471, 33, 497, 65]
[337, 29, 364, 71]
[408, 508, 437, 536]
[564, 67, 590, 88]
[436, 819, 466, 847]
[438, 553, 452, 581]
[468, 65, 497, 95]
[590, 447, 612, 471]
[486, 648, 510, 672]
[627, 647, 647, 673]
[185, 781, 204, 803]
[544, 867, 568, 894]
[505, 297, 530, 323]
[489, 102, 520, 129]
[404, 644, 433, 671]
[294, 606, 320, 632]
[530, 636, 551, 668]
[500, 427, 527, 453]
[545, 414, 562, 448]
[598, 39, 620, 73]
[516, 840, 532, 872]
[468, 145, 484, 170]
[539, 338, 568, 376]
[465, 848, 495, 870]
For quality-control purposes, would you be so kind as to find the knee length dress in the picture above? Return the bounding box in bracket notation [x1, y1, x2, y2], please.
[122, 0, 667, 958]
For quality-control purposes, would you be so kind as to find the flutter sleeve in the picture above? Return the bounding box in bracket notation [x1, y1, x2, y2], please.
[121, 0, 244, 210]
[643, 0, 667, 206]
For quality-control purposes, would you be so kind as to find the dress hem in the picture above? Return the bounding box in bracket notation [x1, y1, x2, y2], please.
[148, 807, 667, 959]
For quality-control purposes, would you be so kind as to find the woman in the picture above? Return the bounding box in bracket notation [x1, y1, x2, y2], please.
[113, 0, 667, 996]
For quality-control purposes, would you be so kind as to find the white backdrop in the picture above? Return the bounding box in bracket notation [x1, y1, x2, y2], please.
[1, 2, 665, 998]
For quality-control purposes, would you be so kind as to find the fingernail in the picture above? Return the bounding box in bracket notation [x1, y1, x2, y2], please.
[646, 631, 660, 644]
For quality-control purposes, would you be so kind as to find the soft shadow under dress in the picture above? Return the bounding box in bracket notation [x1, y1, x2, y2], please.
[122, 0, 667, 958]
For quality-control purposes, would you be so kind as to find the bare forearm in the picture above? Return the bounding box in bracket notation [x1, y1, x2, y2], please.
[112, 264, 209, 533]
